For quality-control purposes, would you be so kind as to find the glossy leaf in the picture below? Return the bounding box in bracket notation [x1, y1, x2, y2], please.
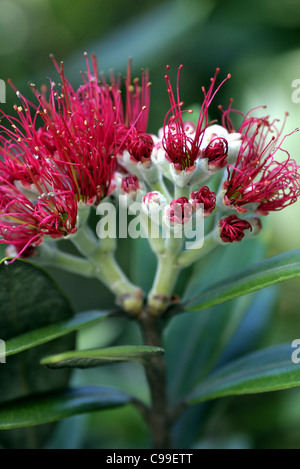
[0, 387, 131, 430]
[0, 259, 75, 448]
[6, 310, 112, 357]
[40, 345, 164, 369]
[189, 344, 300, 404]
[186, 249, 300, 311]
[166, 238, 266, 404]
[217, 286, 278, 366]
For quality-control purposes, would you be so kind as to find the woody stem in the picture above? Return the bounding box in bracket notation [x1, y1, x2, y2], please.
[138, 311, 171, 449]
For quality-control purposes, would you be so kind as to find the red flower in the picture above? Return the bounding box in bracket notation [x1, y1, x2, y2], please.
[1, 54, 117, 205]
[223, 115, 300, 214]
[203, 137, 228, 170]
[162, 65, 231, 171]
[112, 58, 154, 164]
[219, 215, 252, 243]
[166, 197, 193, 225]
[190, 186, 216, 216]
[121, 175, 141, 194]
[0, 181, 77, 258]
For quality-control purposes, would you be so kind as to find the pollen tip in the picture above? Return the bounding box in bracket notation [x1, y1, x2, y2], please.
[216, 67, 220, 73]
[227, 73, 231, 79]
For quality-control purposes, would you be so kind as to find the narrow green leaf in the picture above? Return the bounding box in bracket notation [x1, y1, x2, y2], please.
[186, 249, 300, 311]
[40, 345, 165, 369]
[0, 387, 131, 430]
[166, 239, 267, 404]
[6, 310, 112, 357]
[188, 344, 300, 404]
[166, 295, 254, 403]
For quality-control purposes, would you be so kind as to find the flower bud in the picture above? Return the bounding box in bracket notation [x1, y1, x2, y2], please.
[142, 191, 167, 220]
[190, 186, 216, 217]
[218, 215, 252, 243]
[164, 197, 193, 226]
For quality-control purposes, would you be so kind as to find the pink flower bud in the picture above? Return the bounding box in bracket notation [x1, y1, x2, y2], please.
[165, 197, 193, 225]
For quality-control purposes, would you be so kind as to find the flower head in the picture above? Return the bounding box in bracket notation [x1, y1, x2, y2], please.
[0, 181, 77, 258]
[1, 54, 118, 206]
[161, 65, 231, 171]
[114, 59, 154, 167]
[222, 114, 300, 215]
[218, 215, 252, 243]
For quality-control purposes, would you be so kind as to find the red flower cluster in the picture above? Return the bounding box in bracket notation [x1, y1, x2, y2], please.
[0, 55, 152, 256]
[0, 56, 299, 255]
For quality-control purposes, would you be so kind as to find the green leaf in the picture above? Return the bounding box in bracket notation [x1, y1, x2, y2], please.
[0, 387, 131, 430]
[166, 295, 254, 403]
[0, 245, 5, 263]
[186, 249, 300, 311]
[40, 345, 164, 369]
[166, 238, 266, 404]
[183, 238, 265, 301]
[0, 259, 74, 338]
[218, 286, 277, 365]
[188, 344, 300, 404]
[6, 310, 112, 357]
[0, 260, 75, 448]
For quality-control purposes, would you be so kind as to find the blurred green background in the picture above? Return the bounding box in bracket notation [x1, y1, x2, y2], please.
[1, 0, 300, 449]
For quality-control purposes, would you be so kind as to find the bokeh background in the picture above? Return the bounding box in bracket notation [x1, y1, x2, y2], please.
[1, 0, 300, 449]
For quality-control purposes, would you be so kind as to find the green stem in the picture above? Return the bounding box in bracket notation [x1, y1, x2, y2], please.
[138, 311, 171, 448]
[174, 185, 191, 199]
[71, 224, 98, 257]
[36, 243, 95, 277]
[139, 212, 165, 255]
[177, 230, 218, 268]
[147, 233, 183, 315]
[152, 177, 172, 202]
[72, 225, 143, 314]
